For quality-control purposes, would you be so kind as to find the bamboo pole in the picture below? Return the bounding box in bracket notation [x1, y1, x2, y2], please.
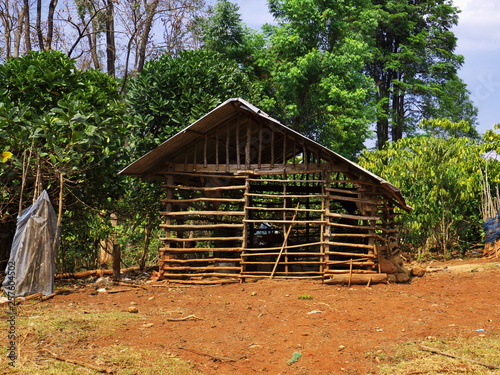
[270, 203, 300, 278]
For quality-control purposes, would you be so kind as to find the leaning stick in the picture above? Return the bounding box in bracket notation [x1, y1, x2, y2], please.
[270, 203, 300, 278]
[419, 345, 500, 370]
[44, 350, 113, 373]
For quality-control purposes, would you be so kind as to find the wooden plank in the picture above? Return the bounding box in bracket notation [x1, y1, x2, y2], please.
[246, 206, 324, 213]
[161, 247, 242, 253]
[161, 272, 242, 278]
[162, 210, 245, 216]
[245, 242, 322, 251]
[162, 258, 240, 263]
[247, 178, 327, 183]
[326, 241, 375, 249]
[170, 163, 338, 174]
[163, 184, 246, 191]
[241, 252, 322, 257]
[245, 192, 325, 199]
[163, 266, 240, 271]
[327, 194, 380, 205]
[326, 212, 380, 221]
[325, 250, 375, 258]
[243, 219, 326, 225]
[324, 269, 378, 274]
[160, 223, 243, 230]
[161, 197, 245, 204]
[161, 236, 243, 242]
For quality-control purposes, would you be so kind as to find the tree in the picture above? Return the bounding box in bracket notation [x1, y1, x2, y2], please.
[0, 50, 128, 270]
[254, 0, 378, 158]
[0, 0, 207, 79]
[358, 119, 489, 259]
[366, 0, 477, 149]
[126, 48, 260, 154]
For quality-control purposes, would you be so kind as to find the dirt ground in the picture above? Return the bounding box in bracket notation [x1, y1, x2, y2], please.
[11, 258, 500, 374]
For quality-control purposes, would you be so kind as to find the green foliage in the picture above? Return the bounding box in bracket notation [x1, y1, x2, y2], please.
[126, 49, 259, 154]
[368, 0, 477, 147]
[0, 50, 128, 271]
[359, 119, 487, 258]
[254, 0, 377, 158]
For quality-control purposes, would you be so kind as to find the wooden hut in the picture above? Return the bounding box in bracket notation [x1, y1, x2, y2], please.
[120, 98, 411, 283]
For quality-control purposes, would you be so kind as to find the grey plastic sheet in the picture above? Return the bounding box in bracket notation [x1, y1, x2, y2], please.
[2, 190, 58, 297]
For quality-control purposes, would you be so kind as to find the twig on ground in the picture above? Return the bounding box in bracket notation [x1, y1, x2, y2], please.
[419, 345, 500, 370]
[166, 315, 203, 322]
[43, 350, 114, 373]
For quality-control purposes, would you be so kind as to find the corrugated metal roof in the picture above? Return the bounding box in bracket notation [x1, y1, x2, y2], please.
[119, 98, 411, 210]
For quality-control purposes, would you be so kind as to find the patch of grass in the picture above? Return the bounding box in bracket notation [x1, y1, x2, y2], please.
[377, 336, 500, 374]
[298, 293, 313, 300]
[0, 346, 202, 375]
[0, 301, 201, 375]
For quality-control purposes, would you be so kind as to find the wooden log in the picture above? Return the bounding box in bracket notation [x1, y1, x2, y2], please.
[326, 241, 375, 249]
[325, 269, 378, 274]
[55, 267, 140, 280]
[244, 242, 322, 251]
[162, 258, 241, 264]
[325, 250, 375, 258]
[163, 184, 246, 191]
[161, 236, 243, 242]
[161, 210, 245, 216]
[160, 247, 242, 253]
[245, 192, 325, 199]
[326, 212, 380, 221]
[243, 219, 326, 225]
[161, 197, 245, 204]
[324, 273, 387, 285]
[160, 223, 243, 230]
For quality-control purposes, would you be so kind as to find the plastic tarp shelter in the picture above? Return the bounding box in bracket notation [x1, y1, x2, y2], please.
[2, 190, 58, 297]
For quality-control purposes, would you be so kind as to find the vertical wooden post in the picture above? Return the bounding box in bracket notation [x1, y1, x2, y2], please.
[204, 134, 208, 168]
[112, 244, 121, 281]
[215, 126, 219, 171]
[236, 121, 241, 169]
[245, 120, 251, 169]
[226, 124, 230, 173]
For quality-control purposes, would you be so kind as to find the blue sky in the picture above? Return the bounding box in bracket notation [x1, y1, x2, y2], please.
[229, 0, 500, 135]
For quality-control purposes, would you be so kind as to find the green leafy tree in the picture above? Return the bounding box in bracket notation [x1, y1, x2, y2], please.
[358, 119, 488, 259]
[366, 0, 477, 148]
[0, 50, 128, 270]
[126, 48, 260, 154]
[255, 0, 378, 158]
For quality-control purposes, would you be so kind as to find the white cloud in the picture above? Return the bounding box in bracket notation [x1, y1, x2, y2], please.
[454, 0, 500, 51]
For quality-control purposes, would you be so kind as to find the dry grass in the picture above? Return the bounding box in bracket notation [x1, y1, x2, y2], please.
[0, 300, 201, 375]
[376, 336, 500, 374]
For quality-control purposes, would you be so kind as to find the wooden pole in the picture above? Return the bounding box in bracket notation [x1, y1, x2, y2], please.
[270, 203, 300, 278]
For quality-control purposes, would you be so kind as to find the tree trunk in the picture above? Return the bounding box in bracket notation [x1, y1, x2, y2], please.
[137, 0, 160, 72]
[36, 0, 44, 50]
[105, 0, 116, 76]
[112, 244, 121, 281]
[23, 0, 31, 51]
[46, 0, 58, 50]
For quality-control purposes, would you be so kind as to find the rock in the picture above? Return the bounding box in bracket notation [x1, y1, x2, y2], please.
[411, 266, 426, 277]
[128, 306, 139, 313]
[379, 257, 398, 274]
[395, 272, 411, 283]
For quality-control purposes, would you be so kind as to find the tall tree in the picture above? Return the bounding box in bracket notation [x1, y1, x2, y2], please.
[0, 50, 128, 270]
[127, 48, 260, 154]
[366, 0, 477, 149]
[256, 0, 378, 158]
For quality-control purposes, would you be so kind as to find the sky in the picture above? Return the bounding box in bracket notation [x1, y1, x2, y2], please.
[230, 0, 500, 135]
